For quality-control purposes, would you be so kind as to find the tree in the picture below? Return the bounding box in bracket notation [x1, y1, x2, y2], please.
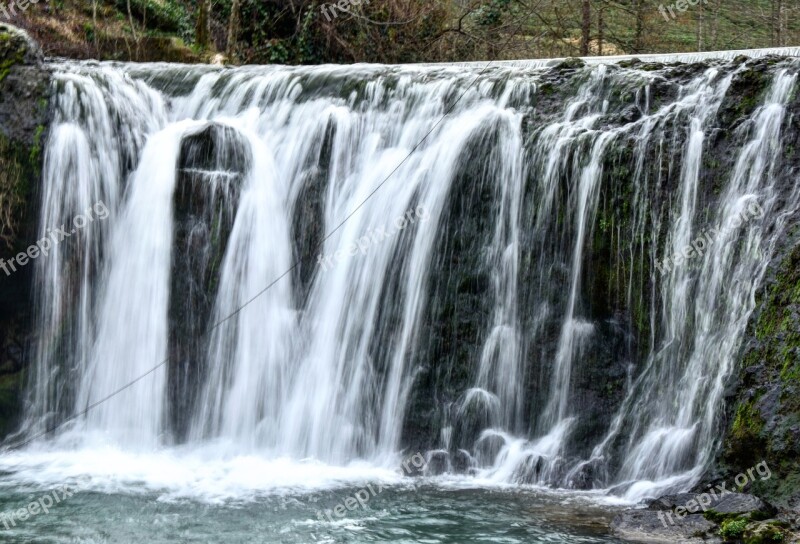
[696, 1, 704, 50]
[633, 0, 645, 53]
[227, 0, 241, 59]
[196, 0, 211, 50]
[772, 0, 784, 47]
[581, 0, 591, 55]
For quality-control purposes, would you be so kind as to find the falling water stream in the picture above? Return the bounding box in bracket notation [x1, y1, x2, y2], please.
[1, 48, 800, 542]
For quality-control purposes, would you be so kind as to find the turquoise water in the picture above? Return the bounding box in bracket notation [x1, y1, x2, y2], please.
[0, 482, 627, 543]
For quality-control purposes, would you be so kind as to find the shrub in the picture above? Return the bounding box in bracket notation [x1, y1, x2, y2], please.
[720, 517, 748, 540]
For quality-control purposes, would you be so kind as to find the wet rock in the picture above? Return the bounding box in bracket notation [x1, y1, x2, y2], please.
[619, 105, 642, 124]
[0, 23, 43, 66]
[178, 123, 251, 177]
[425, 451, 449, 475]
[567, 460, 598, 490]
[0, 23, 49, 147]
[610, 509, 720, 543]
[554, 57, 585, 70]
[0, 23, 49, 439]
[647, 493, 705, 511]
[291, 119, 334, 305]
[168, 123, 248, 439]
[709, 492, 776, 518]
[451, 449, 473, 474]
[743, 520, 791, 543]
[617, 58, 642, 68]
[619, 492, 783, 544]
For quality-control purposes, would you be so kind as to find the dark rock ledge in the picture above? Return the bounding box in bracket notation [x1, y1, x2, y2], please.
[611, 492, 799, 543]
[0, 23, 50, 437]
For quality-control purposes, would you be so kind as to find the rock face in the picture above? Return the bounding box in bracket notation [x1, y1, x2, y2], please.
[168, 123, 248, 439]
[718, 233, 800, 509]
[610, 509, 720, 543]
[710, 493, 776, 517]
[613, 492, 795, 543]
[712, 57, 800, 511]
[0, 23, 49, 437]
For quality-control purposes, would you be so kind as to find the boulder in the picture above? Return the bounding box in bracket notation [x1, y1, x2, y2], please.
[610, 509, 720, 543]
[647, 493, 705, 511]
[0, 23, 43, 67]
[709, 493, 776, 519]
[742, 520, 791, 543]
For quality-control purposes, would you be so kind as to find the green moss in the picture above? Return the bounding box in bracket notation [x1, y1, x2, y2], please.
[704, 509, 731, 524]
[30, 124, 44, 167]
[0, 135, 27, 248]
[743, 521, 788, 544]
[0, 30, 26, 83]
[538, 82, 556, 95]
[725, 240, 800, 504]
[720, 517, 748, 539]
[731, 397, 764, 441]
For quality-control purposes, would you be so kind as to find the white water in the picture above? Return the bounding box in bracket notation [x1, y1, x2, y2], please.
[5, 53, 799, 502]
[605, 69, 800, 501]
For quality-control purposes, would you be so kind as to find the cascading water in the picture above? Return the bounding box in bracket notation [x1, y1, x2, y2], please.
[7, 50, 800, 502]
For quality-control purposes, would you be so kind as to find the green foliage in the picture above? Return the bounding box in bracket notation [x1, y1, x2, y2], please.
[115, 0, 192, 40]
[0, 135, 26, 249]
[24, 0, 800, 64]
[84, 22, 96, 43]
[0, 31, 27, 83]
[743, 521, 787, 544]
[720, 517, 748, 539]
[475, 0, 512, 28]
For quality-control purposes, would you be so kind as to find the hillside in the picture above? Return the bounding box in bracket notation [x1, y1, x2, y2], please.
[4, 0, 800, 65]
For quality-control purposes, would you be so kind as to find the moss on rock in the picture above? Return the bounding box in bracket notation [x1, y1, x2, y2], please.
[0, 23, 49, 440]
[722, 241, 800, 507]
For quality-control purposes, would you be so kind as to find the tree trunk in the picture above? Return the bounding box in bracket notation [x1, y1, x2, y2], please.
[196, 0, 211, 50]
[772, 0, 783, 46]
[597, 6, 603, 56]
[581, 0, 591, 56]
[634, 0, 645, 53]
[126, 0, 139, 59]
[92, 0, 98, 55]
[227, 0, 241, 60]
[710, 0, 721, 49]
[696, 4, 704, 51]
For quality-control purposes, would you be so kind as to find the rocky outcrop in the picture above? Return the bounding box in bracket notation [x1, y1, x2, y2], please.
[167, 123, 248, 439]
[0, 24, 50, 437]
[612, 492, 796, 543]
[717, 90, 800, 508]
[610, 509, 719, 543]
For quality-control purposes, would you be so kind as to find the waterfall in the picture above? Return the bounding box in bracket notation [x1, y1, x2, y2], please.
[13, 51, 800, 499]
[602, 69, 799, 500]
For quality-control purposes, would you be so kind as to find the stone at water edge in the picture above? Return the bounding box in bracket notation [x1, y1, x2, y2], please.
[646, 493, 704, 511]
[709, 492, 776, 517]
[609, 509, 720, 543]
[0, 23, 42, 65]
[613, 492, 790, 543]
